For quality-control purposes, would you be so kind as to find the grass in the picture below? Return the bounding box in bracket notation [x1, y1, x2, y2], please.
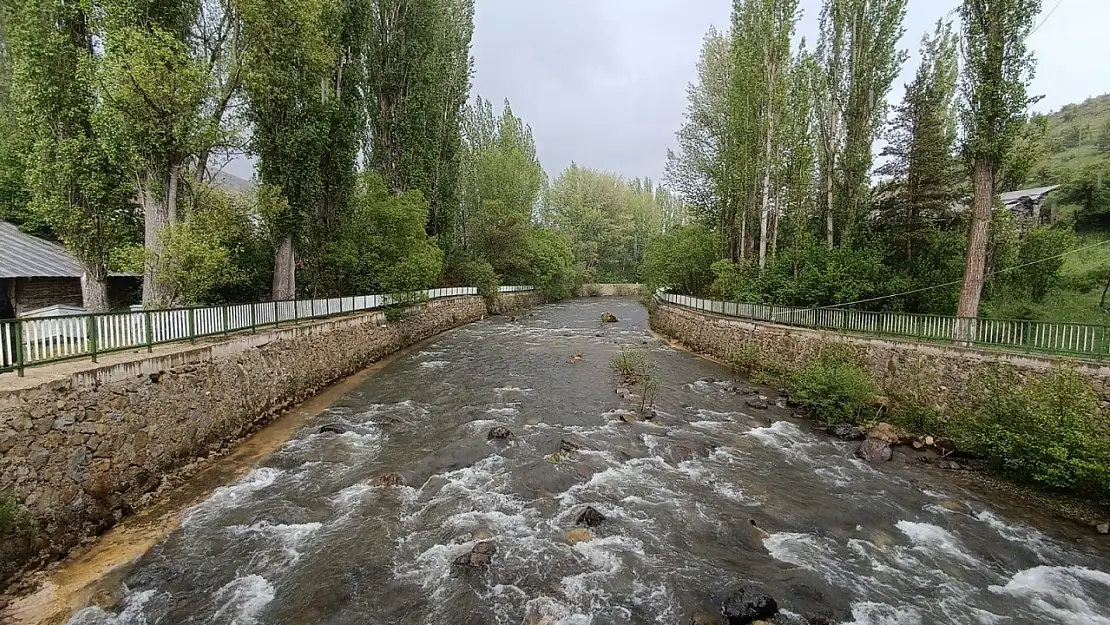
[982, 234, 1110, 326]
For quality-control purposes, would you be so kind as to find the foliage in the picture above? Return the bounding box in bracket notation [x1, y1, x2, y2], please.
[1006, 227, 1075, 301]
[448, 258, 499, 300]
[611, 346, 660, 411]
[709, 260, 761, 302]
[641, 225, 716, 295]
[958, 367, 1110, 498]
[788, 343, 879, 423]
[324, 172, 443, 295]
[527, 227, 580, 300]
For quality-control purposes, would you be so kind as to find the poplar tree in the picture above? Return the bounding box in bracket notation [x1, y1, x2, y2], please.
[8, 0, 134, 311]
[955, 0, 1040, 326]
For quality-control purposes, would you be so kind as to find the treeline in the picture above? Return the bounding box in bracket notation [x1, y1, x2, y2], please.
[0, 0, 677, 310]
[652, 0, 1059, 319]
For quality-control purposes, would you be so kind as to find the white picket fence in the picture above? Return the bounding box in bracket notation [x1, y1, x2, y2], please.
[658, 292, 1110, 359]
[2, 285, 535, 374]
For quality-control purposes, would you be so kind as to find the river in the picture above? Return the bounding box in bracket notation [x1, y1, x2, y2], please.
[67, 298, 1110, 625]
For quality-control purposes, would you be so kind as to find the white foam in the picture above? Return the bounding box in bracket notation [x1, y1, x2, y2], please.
[485, 407, 520, 416]
[67, 590, 157, 625]
[989, 566, 1110, 625]
[419, 360, 449, 369]
[974, 510, 1060, 561]
[494, 386, 533, 394]
[181, 468, 283, 527]
[228, 521, 323, 564]
[210, 575, 275, 625]
[895, 521, 980, 567]
[843, 601, 922, 625]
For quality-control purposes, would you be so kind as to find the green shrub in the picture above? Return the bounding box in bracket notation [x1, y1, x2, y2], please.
[959, 367, 1110, 498]
[611, 346, 651, 380]
[789, 344, 878, 423]
[640, 224, 716, 295]
[454, 259, 500, 301]
[0, 496, 17, 533]
[585, 284, 602, 297]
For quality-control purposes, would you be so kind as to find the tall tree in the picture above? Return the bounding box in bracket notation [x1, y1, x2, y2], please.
[877, 20, 962, 264]
[365, 0, 474, 238]
[98, 0, 207, 306]
[834, 0, 908, 246]
[240, 0, 332, 299]
[812, 0, 848, 248]
[955, 0, 1040, 326]
[8, 0, 135, 311]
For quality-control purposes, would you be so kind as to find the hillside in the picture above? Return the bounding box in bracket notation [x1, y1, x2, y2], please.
[1031, 93, 1110, 182]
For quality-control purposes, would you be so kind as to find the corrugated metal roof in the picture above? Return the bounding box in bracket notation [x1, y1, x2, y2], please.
[0, 220, 86, 278]
[999, 185, 1060, 205]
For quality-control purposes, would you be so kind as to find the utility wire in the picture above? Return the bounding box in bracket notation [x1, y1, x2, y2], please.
[820, 237, 1110, 310]
[1030, 0, 1066, 36]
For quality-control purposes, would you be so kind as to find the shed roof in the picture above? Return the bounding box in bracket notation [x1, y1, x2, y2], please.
[999, 185, 1060, 206]
[0, 220, 138, 279]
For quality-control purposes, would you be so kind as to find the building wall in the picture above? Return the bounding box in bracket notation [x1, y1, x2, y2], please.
[12, 277, 83, 316]
[0, 292, 540, 582]
[650, 300, 1110, 410]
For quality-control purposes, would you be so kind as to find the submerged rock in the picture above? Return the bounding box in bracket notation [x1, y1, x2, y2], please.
[748, 519, 770, 542]
[453, 540, 496, 568]
[565, 528, 592, 544]
[720, 584, 779, 624]
[828, 424, 865, 441]
[936, 459, 962, 471]
[487, 426, 513, 441]
[866, 422, 907, 445]
[317, 423, 350, 435]
[601, 312, 619, 323]
[616, 387, 631, 398]
[690, 606, 724, 625]
[745, 398, 769, 410]
[856, 439, 893, 463]
[618, 413, 638, 424]
[369, 472, 405, 487]
[559, 438, 582, 454]
[576, 506, 607, 527]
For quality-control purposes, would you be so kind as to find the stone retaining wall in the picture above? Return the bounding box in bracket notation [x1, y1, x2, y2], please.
[650, 300, 1110, 408]
[0, 292, 540, 583]
[577, 284, 644, 297]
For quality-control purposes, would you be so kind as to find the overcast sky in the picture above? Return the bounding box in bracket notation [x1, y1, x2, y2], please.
[471, 0, 1110, 185]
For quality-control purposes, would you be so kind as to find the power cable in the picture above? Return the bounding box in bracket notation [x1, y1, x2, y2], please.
[819, 237, 1110, 310]
[1030, 0, 1066, 36]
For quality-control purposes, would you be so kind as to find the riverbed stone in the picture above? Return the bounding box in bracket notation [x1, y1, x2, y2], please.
[745, 398, 769, 410]
[453, 540, 496, 568]
[565, 528, 592, 544]
[1097, 522, 1109, 534]
[856, 439, 893, 463]
[720, 584, 778, 624]
[828, 424, 865, 441]
[576, 506, 606, 527]
[317, 423, 350, 435]
[866, 422, 907, 445]
[601, 312, 619, 323]
[487, 426, 513, 440]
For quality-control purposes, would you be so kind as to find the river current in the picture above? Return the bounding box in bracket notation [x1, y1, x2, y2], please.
[69, 299, 1110, 625]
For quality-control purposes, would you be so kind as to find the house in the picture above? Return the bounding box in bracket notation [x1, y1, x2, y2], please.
[999, 185, 1060, 228]
[0, 221, 140, 318]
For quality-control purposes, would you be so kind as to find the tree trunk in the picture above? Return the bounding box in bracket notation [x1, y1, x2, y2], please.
[141, 169, 177, 308]
[955, 158, 994, 340]
[273, 234, 296, 301]
[80, 262, 109, 313]
[771, 188, 781, 258]
[758, 128, 774, 270]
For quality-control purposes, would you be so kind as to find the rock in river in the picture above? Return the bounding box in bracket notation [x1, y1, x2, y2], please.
[936, 459, 962, 470]
[720, 584, 779, 624]
[866, 422, 907, 445]
[487, 426, 513, 441]
[317, 423, 349, 435]
[745, 398, 769, 410]
[576, 506, 607, 527]
[601, 312, 619, 323]
[565, 528, 592, 544]
[369, 472, 405, 487]
[856, 439, 892, 463]
[828, 423, 865, 441]
[453, 540, 496, 568]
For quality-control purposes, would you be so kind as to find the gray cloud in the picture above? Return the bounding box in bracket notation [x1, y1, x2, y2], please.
[472, 0, 1110, 185]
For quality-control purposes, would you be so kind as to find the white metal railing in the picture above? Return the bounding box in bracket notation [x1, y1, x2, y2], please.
[1, 285, 535, 374]
[657, 292, 1110, 360]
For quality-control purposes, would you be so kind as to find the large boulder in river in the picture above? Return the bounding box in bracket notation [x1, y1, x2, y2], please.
[828, 424, 866, 441]
[720, 584, 779, 624]
[453, 540, 496, 568]
[576, 506, 607, 527]
[866, 422, 907, 445]
[601, 312, 619, 323]
[856, 439, 893, 463]
[487, 426, 513, 441]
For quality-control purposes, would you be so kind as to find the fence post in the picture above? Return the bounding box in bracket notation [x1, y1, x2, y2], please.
[222, 306, 230, 337]
[188, 308, 196, 344]
[1024, 322, 1032, 354]
[250, 303, 257, 333]
[87, 315, 98, 363]
[145, 311, 154, 352]
[293, 299, 299, 324]
[14, 320, 25, 377]
[273, 301, 280, 328]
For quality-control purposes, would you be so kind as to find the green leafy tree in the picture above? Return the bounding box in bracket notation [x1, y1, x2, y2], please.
[641, 224, 717, 295]
[955, 0, 1041, 325]
[8, 0, 136, 311]
[325, 172, 443, 294]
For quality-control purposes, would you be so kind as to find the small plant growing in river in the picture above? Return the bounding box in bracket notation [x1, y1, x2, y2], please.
[611, 346, 647, 379]
[612, 346, 662, 411]
[640, 375, 662, 412]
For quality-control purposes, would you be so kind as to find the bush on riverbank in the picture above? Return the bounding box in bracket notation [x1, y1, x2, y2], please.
[728, 341, 1110, 503]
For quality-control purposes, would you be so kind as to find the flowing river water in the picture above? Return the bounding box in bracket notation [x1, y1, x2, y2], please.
[65, 299, 1110, 625]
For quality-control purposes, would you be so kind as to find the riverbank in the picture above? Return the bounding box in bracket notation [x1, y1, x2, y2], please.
[0, 292, 541, 599]
[648, 298, 1110, 535]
